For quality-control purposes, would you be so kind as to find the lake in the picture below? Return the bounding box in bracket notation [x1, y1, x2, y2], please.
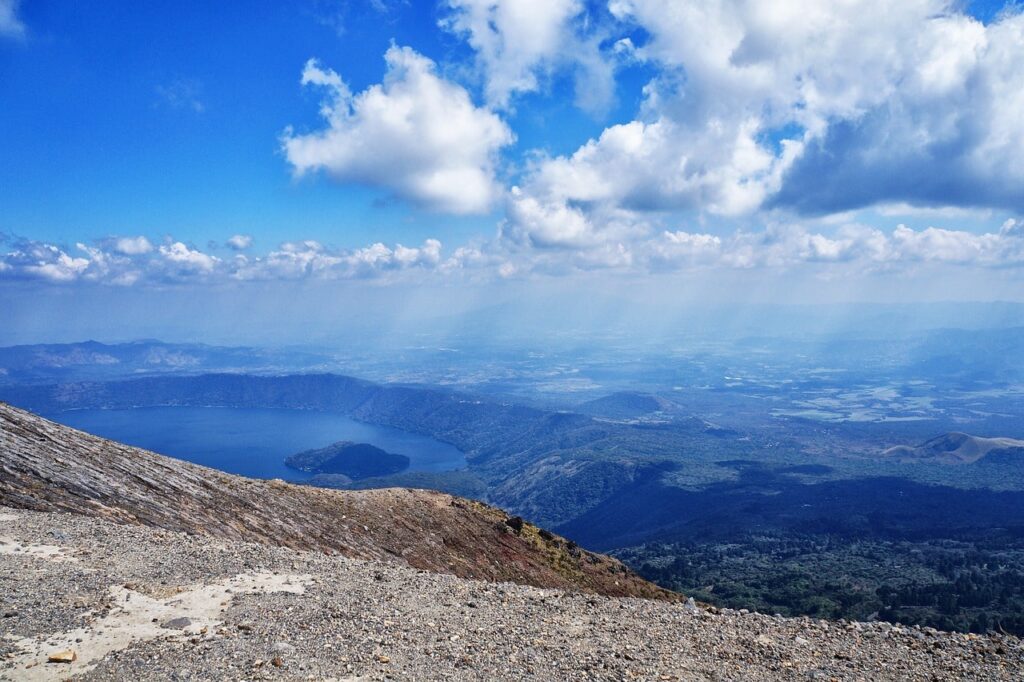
[49, 406, 467, 481]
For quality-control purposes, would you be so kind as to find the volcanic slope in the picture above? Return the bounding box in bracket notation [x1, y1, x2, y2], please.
[2, 507, 1023, 680]
[0, 402, 668, 599]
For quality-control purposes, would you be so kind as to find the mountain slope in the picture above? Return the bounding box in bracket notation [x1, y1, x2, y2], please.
[0, 402, 671, 600]
[4, 506, 1021, 681]
[884, 432, 1024, 464]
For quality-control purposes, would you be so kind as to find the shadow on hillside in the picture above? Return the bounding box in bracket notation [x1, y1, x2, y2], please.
[556, 461, 1024, 551]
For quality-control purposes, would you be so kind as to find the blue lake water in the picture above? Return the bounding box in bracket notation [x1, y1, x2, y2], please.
[49, 406, 466, 481]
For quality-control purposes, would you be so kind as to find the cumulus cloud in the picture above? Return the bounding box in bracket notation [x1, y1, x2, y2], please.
[486, 218, 1024, 277]
[648, 223, 1024, 271]
[0, 235, 451, 286]
[1, 222, 1023, 287]
[282, 46, 514, 215]
[227, 234, 253, 251]
[442, 0, 615, 113]
[232, 238, 443, 281]
[159, 242, 220, 273]
[501, 1, 1024, 250]
[0, 0, 25, 39]
[770, 9, 1024, 214]
[113, 236, 154, 255]
[501, 185, 650, 249]
[0, 240, 119, 284]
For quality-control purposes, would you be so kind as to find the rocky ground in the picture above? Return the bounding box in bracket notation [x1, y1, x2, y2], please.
[2, 507, 1022, 681]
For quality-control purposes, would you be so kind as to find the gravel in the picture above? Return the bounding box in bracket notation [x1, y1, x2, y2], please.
[2, 506, 1022, 681]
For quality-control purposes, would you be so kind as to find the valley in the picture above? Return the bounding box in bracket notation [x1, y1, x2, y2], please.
[3, 335, 1024, 636]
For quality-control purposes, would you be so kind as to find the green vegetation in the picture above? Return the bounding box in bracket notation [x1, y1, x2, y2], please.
[286, 441, 409, 479]
[330, 469, 488, 499]
[618, 533, 1024, 635]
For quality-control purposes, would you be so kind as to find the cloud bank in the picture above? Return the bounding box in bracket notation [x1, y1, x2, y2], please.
[0, 235, 452, 286]
[498, 1, 1024, 249]
[4, 220, 1022, 287]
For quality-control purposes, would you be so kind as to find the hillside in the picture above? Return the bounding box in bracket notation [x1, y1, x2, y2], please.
[884, 432, 1024, 464]
[3, 506, 1022, 680]
[0, 402, 670, 600]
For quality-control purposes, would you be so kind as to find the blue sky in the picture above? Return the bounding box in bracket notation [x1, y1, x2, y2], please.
[0, 0, 638, 248]
[1, 0, 1023, 338]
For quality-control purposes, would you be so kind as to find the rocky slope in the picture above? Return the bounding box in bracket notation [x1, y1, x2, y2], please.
[0, 402, 669, 600]
[3, 507, 1023, 681]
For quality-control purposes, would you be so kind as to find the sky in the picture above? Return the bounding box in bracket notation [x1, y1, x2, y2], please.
[1, 0, 1024, 343]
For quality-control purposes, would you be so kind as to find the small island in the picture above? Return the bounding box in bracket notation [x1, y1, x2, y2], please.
[285, 441, 410, 480]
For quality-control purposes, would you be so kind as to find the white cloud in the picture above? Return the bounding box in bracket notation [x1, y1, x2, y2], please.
[486, 219, 1024, 276]
[0, 235, 455, 286]
[1002, 219, 1023, 237]
[889, 224, 1021, 265]
[501, 187, 594, 249]
[502, 1, 1024, 252]
[231, 238, 445, 281]
[649, 231, 722, 268]
[159, 242, 220, 272]
[0, 0, 25, 39]
[502, 114, 795, 251]
[395, 238, 442, 266]
[442, 0, 614, 113]
[651, 223, 1024, 272]
[28, 252, 90, 283]
[114, 236, 154, 255]
[0, 242, 107, 284]
[501, 185, 650, 250]
[282, 46, 514, 215]
[875, 204, 994, 220]
[231, 241, 342, 280]
[227, 234, 253, 251]
[1, 222, 1023, 288]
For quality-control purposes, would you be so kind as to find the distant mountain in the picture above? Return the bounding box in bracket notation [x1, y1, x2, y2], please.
[578, 392, 670, 418]
[286, 441, 410, 479]
[0, 402, 672, 599]
[884, 432, 1024, 464]
[577, 392, 738, 436]
[0, 340, 332, 385]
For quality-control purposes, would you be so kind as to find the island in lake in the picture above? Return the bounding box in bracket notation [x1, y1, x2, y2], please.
[285, 441, 410, 482]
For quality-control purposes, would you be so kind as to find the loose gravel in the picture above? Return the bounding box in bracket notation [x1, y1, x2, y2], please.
[2, 506, 1022, 681]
